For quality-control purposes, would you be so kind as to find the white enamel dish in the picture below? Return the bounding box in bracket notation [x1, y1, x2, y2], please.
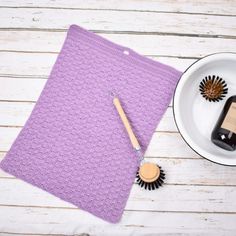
[173, 53, 236, 166]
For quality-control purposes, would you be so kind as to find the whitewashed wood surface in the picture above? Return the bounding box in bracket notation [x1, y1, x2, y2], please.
[0, 1, 236, 235]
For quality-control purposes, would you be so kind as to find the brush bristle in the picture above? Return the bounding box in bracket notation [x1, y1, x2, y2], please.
[199, 75, 228, 102]
[136, 166, 165, 190]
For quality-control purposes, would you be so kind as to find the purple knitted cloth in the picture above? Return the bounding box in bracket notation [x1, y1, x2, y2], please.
[0, 25, 181, 223]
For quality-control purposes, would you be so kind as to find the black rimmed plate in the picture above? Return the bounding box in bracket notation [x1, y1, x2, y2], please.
[173, 53, 236, 166]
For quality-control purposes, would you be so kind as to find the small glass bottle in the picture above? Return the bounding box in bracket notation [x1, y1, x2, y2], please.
[211, 95, 236, 151]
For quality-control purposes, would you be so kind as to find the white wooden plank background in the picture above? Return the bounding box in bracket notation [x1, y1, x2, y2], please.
[0, 1, 236, 235]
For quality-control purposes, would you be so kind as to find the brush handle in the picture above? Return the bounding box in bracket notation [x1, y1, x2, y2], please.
[113, 97, 141, 150]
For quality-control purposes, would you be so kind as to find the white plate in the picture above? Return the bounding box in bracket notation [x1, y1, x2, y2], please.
[173, 53, 236, 166]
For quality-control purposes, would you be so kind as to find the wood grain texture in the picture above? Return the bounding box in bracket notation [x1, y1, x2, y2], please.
[0, 31, 235, 57]
[0, 8, 235, 37]
[0, 0, 236, 235]
[1, 178, 236, 212]
[1, 205, 236, 235]
[0, 0, 236, 16]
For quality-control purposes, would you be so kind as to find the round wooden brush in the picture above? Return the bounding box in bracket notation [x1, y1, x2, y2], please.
[113, 97, 165, 190]
[199, 75, 228, 102]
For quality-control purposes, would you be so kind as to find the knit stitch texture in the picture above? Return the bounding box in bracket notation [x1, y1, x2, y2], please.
[0, 25, 181, 223]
